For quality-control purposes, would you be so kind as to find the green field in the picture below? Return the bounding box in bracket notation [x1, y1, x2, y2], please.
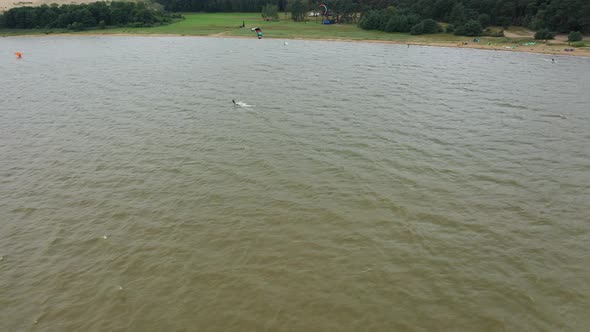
[94, 12, 478, 43]
[1, 12, 475, 43]
[3, 12, 587, 55]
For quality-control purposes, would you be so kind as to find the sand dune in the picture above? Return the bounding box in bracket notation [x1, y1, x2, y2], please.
[1, 0, 102, 12]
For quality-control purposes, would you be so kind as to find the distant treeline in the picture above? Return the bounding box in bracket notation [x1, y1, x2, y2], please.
[153, 0, 589, 33]
[0, 2, 180, 30]
[359, 0, 590, 34]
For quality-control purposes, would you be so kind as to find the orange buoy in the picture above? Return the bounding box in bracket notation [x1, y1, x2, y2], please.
[15, 52, 22, 59]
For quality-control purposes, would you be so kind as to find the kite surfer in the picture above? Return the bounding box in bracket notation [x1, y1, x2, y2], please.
[251, 27, 262, 39]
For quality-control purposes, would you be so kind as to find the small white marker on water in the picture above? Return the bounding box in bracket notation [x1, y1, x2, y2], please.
[103, 235, 108, 240]
[118, 285, 123, 291]
[0, 256, 4, 261]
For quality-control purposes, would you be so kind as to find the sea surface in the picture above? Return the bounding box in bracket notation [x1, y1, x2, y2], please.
[1, 36, 589, 331]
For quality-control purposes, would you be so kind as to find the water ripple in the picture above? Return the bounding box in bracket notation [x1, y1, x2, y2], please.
[0, 36, 589, 331]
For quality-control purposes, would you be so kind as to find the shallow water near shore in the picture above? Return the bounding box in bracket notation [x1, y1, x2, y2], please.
[1, 36, 589, 331]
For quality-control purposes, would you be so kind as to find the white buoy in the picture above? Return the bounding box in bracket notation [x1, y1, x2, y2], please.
[118, 285, 123, 291]
[103, 235, 108, 240]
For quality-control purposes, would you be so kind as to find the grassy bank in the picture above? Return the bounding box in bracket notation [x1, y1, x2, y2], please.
[2, 12, 588, 56]
[76, 12, 477, 42]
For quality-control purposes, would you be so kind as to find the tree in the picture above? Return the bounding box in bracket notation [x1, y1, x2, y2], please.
[1, 2, 175, 29]
[410, 19, 440, 35]
[384, 14, 410, 32]
[139, 0, 590, 33]
[385, 5, 397, 17]
[568, 31, 583, 41]
[497, 16, 512, 29]
[448, 2, 466, 26]
[68, 22, 84, 31]
[261, 3, 279, 21]
[421, 18, 441, 33]
[358, 10, 385, 30]
[76, 9, 96, 27]
[454, 19, 483, 36]
[331, 0, 359, 23]
[289, 0, 306, 22]
[534, 28, 555, 39]
[410, 22, 424, 34]
[433, 0, 456, 21]
[478, 13, 490, 28]
[89, 2, 111, 25]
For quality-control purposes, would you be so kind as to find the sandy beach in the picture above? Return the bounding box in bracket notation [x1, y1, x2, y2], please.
[0, 0, 97, 12]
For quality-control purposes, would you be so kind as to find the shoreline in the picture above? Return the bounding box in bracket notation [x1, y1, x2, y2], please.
[3, 32, 589, 57]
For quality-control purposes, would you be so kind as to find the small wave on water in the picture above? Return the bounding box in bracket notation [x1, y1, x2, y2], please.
[233, 100, 254, 108]
[0, 36, 589, 332]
